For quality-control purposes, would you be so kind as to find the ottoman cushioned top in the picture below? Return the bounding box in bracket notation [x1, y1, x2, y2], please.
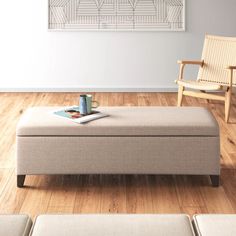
[0, 214, 32, 236]
[31, 214, 195, 236]
[17, 106, 218, 136]
[193, 214, 236, 236]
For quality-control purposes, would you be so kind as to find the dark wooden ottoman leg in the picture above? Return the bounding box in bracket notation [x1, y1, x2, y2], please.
[17, 175, 26, 188]
[210, 175, 220, 187]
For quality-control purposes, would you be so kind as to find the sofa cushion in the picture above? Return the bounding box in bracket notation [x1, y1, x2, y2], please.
[30, 214, 195, 236]
[0, 214, 32, 236]
[193, 214, 236, 236]
[17, 106, 218, 136]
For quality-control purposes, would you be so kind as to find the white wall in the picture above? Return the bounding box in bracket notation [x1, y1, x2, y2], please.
[0, 0, 236, 92]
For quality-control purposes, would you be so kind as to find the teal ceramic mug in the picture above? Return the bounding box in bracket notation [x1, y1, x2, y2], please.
[85, 94, 99, 114]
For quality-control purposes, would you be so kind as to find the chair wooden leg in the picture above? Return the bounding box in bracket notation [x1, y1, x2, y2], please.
[225, 88, 232, 123]
[177, 86, 184, 107]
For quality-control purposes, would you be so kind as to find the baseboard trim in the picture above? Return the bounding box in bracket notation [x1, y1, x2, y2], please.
[0, 87, 178, 92]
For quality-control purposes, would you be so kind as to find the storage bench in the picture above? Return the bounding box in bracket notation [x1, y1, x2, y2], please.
[16, 106, 220, 187]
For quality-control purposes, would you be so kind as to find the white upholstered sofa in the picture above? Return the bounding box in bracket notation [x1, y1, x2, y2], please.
[1, 214, 236, 236]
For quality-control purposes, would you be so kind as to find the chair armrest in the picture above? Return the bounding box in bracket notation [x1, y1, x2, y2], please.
[177, 60, 204, 81]
[177, 60, 204, 67]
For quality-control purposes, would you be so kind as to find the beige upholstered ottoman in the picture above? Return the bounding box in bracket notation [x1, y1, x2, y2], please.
[0, 214, 32, 236]
[30, 214, 195, 236]
[16, 106, 220, 187]
[193, 214, 236, 236]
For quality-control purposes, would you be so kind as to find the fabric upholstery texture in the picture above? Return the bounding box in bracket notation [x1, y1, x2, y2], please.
[30, 214, 195, 236]
[17, 106, 219, 136]
[0, 214, 32, 236]
[17, 136, 220, 175]
[193, 214, 236, 236]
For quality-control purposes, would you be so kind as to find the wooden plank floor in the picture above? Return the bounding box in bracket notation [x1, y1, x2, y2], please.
[1, 92, 236, 220]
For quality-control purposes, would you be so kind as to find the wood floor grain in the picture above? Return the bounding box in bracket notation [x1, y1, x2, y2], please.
[0, 92, 236, 219]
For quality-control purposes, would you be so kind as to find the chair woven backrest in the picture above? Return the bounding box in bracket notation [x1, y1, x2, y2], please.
[198, 35, 236, 85]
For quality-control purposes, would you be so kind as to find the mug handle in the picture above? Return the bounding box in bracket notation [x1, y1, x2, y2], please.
[92, 101, 99, 108]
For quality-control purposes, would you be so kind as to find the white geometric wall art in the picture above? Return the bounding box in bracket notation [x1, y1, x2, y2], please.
[48, 0, 185, 31]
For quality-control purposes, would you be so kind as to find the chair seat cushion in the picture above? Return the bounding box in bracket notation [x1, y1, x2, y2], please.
[193, 214, 236, 236]
[176, 79, 223, 90]
[31, 214, 195, 236]
[17, 106, 219, 136]
[0, 214, 32, 236]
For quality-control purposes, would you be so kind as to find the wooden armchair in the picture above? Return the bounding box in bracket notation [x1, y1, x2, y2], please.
[175, 35, 236, 122]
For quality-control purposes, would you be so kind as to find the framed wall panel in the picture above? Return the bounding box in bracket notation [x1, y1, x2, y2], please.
[48, 0, 185, 31]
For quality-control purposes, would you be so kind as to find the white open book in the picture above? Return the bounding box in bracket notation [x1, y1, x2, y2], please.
[52, 106, 109, 124]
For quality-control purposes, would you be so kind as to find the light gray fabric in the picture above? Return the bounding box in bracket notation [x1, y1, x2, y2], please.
[0, 214, 32, 236]
[17, 106, 219, 136]
[193, 214, 236, 236]
[17, 136, 220, 175]
[30, 214, 195, 236]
